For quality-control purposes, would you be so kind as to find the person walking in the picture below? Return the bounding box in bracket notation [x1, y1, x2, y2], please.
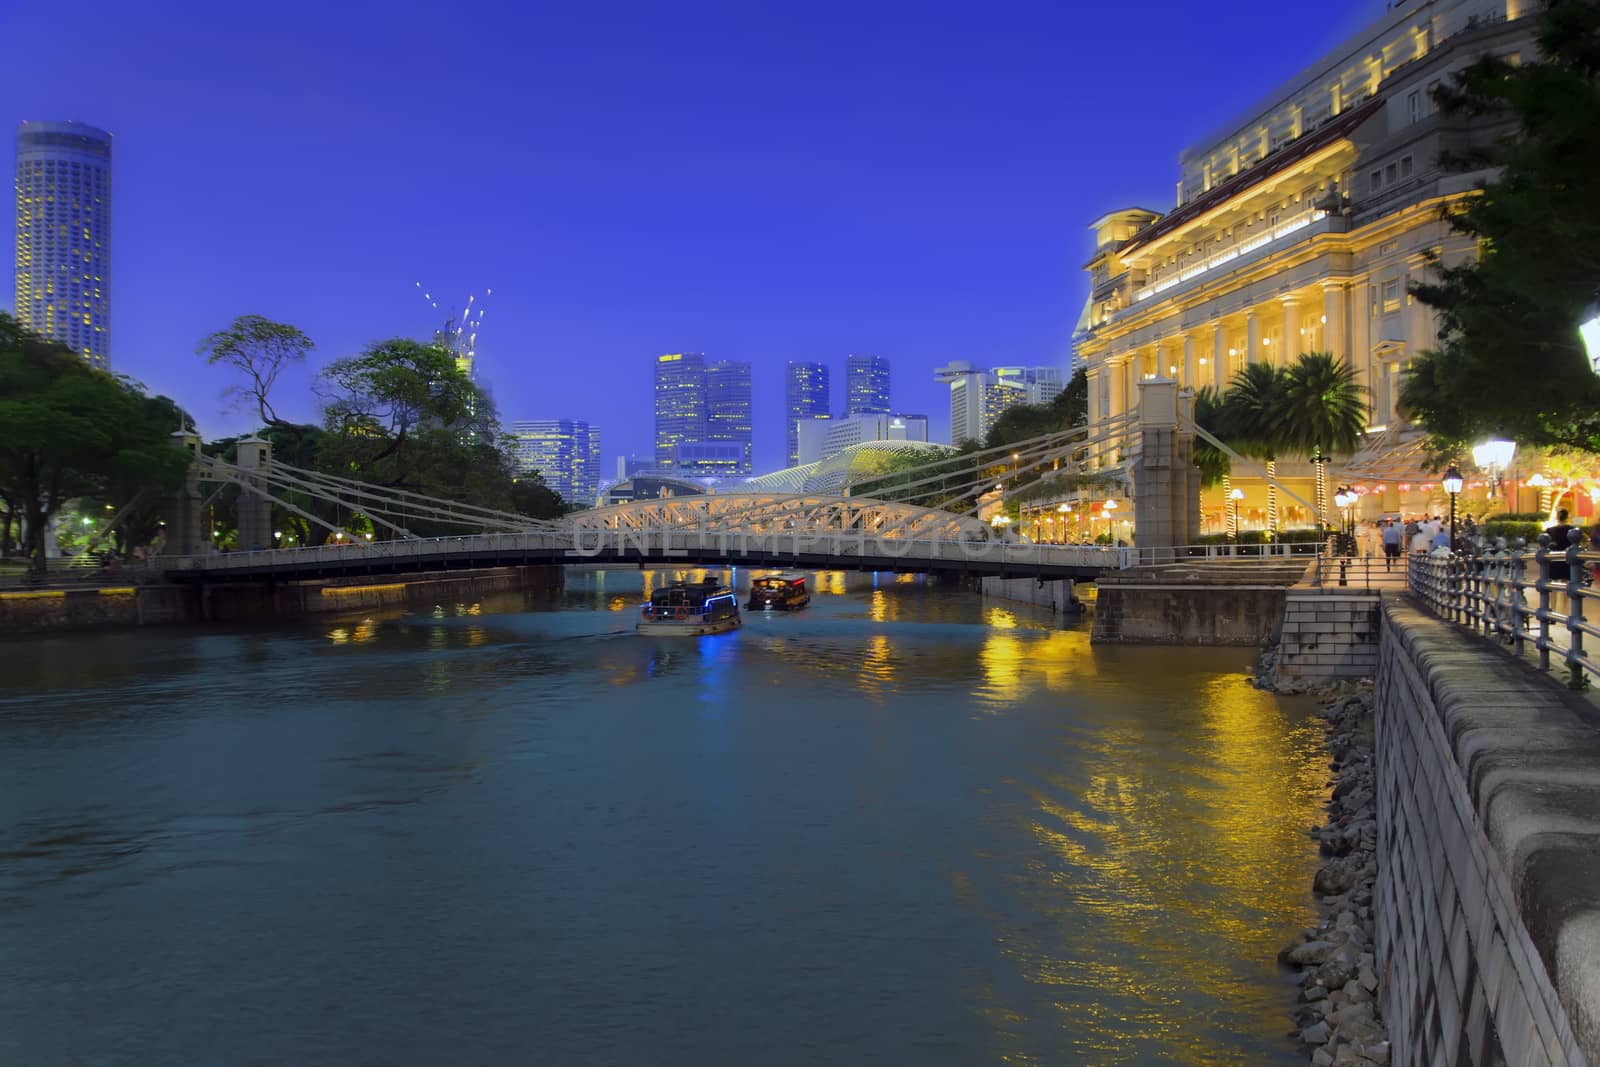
[1544, 509, 1578, 608]
[1381, 519, 1402, 571]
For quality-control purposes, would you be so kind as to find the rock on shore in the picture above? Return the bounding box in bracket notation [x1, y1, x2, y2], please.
[1277, 682, 1391, 1066]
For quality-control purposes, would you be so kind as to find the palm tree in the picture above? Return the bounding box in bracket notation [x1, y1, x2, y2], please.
[1192, 386, 1232, 489]
[1223, 362, 1291, 536]
[1279, 352, 1368, 532]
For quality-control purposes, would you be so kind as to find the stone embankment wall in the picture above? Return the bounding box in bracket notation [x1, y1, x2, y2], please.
[0, 584, 195, 634]
[979, 576, 1081, 614]
[0, 566, 562, 635]
[1091, 560, 1306, 644]
[1276, 590, 1380, 684]
[1375, 599, 1600, 1066]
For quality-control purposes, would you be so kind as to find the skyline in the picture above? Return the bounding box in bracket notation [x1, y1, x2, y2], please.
[2, 0, 1382, 472]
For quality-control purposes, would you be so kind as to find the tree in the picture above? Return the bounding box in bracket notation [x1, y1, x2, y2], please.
[0, 314, 192, 571]
[1222, 361, 1292, 533]
[1279, 352, 1368, 529]
[199, 315, 316, 463]
[1401, 0, 1600, 460]
[1191, 385, 1232, 489]
[318, 338, 488, 487]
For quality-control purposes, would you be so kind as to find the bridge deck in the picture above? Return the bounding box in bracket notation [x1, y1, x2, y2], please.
[160, 531, 1124, 583]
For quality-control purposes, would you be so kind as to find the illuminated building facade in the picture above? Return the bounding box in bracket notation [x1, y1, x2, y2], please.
[1072, 0, 1535, 531]
[784, 361, 831, 466]
[845, 353, 891, 416]
[936, 362, 1066, 445]
[14, 121, 111, 368]
[512, 419, 601, 505]
[705, 360, 753, 475]
[653, 352, 707, 467]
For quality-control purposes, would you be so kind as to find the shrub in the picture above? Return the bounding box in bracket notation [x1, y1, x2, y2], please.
[1480, 521, 1541, 544]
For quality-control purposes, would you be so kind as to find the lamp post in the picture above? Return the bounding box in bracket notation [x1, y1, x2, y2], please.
[1228, 487, 1244, 541]
[1443, 464, 1463, 554]
[1471, 439, 1516, 504]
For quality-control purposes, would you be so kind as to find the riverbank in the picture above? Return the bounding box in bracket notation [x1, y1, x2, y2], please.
[1279, 684, 1392, 1066]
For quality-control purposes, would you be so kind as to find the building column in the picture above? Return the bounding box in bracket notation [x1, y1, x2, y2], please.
[1247, 309, 1263, 364]
[1211, 323, 1227, 390]
[1322, 283, 1347, 364]
[1108, 357, 1128, 422]
[1282, 298, 1302, 363]
[1182, 334, 1197, 387]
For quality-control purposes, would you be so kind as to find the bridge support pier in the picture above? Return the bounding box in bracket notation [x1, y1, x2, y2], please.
[236, 437, 274, 552]
[163, 431, 208, 556]
[1132, 379, 1197, 561]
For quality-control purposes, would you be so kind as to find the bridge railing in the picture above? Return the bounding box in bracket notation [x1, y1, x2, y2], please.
[1408, 534, 1597, 690]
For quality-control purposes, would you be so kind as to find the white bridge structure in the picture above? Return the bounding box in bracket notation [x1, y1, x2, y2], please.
[157, 407, 1160, 584]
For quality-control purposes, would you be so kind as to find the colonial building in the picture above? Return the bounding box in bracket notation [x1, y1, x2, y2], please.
[1072, 0, 1534, 533]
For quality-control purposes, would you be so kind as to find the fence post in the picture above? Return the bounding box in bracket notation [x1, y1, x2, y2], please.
[1535, 533, 1554, 670]
[1562, 528, 1586, 685]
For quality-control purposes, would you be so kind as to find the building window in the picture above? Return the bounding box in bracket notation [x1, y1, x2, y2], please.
[1400, 155, 1413, 178]
[1407, 90, 1423, 124]
[1385, 163, 1398, 183]
[1370, 170, 1382, 193]
[1382, 279, 1401, 314]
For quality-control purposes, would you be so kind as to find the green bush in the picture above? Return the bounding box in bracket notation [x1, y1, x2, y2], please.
[1481, 512, 1545, 523]
[1480, 521, 1541, 544]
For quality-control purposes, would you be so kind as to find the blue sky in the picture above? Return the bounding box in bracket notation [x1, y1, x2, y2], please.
[3, 0, 1381, 472]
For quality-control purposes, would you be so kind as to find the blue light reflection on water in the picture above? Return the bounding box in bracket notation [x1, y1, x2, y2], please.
[0, 569, 1326, 1065]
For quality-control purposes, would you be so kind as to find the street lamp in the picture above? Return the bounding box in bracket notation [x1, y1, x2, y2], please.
[1472, 439, 1516, 501]
[1443, 464, 1463, 552]
[1228, 487, 1244, 540]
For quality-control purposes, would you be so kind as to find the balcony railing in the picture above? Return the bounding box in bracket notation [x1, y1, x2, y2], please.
[1408, 533, 1598, 690]
[1121, 206, 1341, 315]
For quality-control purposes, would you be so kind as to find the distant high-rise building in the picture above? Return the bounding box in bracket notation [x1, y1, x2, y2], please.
[845, 354, 891, 416]
[935, 362, 1066, 445]
[654, 352, 707, 468]
[705, 360, 753, 475]
[784, 361, 830, 466]
[797, 412, 929, 466]
[15, 121, 112, 368]
[511, 419, 601, 505]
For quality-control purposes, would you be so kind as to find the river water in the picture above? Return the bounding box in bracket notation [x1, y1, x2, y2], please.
[0, 569, 1328, 1065]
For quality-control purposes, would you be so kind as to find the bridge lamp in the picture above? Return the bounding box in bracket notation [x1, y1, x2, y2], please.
[273, 530, 282, 541]
[1443, 464, 1463, 552]
[365, 532, 374, 541]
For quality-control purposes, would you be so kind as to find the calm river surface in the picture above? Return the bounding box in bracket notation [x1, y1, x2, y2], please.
[0, 569, 1328, 1065]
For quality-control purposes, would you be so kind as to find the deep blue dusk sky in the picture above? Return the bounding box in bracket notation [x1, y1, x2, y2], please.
[3, 0, 1382, 473]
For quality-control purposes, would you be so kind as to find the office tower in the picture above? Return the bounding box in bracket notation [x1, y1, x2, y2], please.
[797, 413, 929, 466]
[654, 352, 707, 468]
[14, 121, 112, 368]
[705, 359, 753, 475]
[512, 420, 601, 505]
[935, 362, 1066, 445]
[845, 353, 891, 416]
[784, 361, 830, 467]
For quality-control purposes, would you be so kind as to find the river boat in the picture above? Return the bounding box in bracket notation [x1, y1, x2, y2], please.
[637, 579, 742, 636]
[746, 572, 811, 611]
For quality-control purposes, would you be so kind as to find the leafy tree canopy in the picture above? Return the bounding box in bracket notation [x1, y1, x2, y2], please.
[1401, 0, 1600, 460]
[0, 314, 193, 569]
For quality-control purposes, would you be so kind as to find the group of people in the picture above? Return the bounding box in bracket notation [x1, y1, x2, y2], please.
[1356, 509, 1598, 576]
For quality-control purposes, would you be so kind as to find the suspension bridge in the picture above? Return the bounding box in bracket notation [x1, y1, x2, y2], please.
[153, 410, 1148, 584]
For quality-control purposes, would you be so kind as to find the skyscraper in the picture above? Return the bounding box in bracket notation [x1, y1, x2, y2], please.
[654, 353, 707, 468]
[935, 362, 1067, 445]
[784, 361, 830, 467]
[511, 419, 601, 505]
[14, 121, 112, 368]
[845, 354, 891, 416]
[705, 360, 753, 475]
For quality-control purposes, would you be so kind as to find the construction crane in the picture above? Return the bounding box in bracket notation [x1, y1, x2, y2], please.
[414, 281, 492, 382]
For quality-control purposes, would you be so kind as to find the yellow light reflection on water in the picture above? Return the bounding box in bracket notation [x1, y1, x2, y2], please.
[963, 657, 1327, 1061]
[869, 589, 889, 622]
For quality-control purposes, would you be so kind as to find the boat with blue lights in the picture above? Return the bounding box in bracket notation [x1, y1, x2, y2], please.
[746, 572, 811, 611]
[636, 579, 742, 636]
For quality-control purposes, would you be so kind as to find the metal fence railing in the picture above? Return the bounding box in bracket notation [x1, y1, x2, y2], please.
[1408, 533, 1598, 690]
